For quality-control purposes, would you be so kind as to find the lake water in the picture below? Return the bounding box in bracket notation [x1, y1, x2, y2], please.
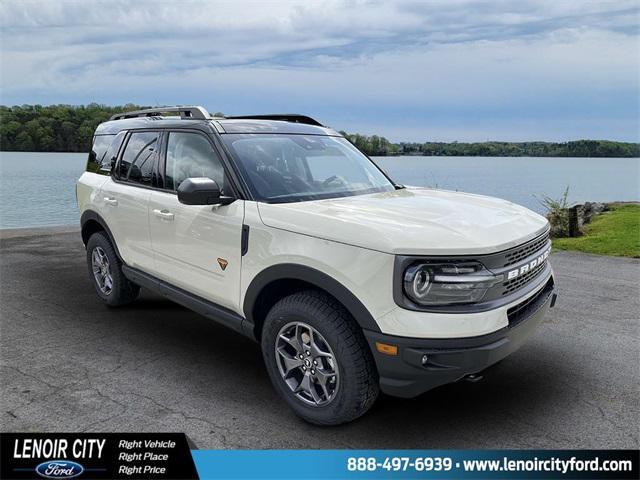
[0, 151, 638, 228]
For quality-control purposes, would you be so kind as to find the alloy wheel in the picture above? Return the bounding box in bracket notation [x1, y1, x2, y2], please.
[91, 246, 113, 295]
[275, 321, 339, 406]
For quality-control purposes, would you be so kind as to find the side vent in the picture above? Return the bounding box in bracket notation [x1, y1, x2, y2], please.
[241, 225, 250, 256]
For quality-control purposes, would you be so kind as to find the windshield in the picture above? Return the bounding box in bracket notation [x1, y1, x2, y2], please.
[222, 134, 396, 202]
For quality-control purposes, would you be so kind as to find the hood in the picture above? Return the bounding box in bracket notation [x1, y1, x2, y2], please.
[257, 187, 549, 255]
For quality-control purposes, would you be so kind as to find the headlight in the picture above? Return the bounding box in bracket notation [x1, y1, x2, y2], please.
[403, 261, 502, 306]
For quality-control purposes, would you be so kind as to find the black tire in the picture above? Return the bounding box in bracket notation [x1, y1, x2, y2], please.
[86, 231, 139, 307]
[261, 290, 379, 425]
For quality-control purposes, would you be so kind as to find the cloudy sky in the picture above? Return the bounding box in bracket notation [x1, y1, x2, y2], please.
[1, 0, 638, 142]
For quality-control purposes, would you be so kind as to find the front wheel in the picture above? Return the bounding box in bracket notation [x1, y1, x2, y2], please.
[86, 232, 139, 307]
[261, 290, 379, 425]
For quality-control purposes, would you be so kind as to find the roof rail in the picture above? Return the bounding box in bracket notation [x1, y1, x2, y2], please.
[109, 106, 210, 121]
[224, 114, 324, 127]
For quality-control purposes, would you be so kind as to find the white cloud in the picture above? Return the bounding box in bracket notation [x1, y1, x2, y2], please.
[0, 0, 638, 141]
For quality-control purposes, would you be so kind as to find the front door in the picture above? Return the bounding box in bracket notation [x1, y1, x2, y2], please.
[148, 131, 245, 313]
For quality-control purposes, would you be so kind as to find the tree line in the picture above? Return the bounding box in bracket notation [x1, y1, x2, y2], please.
[0, 104, 144, 152]
[1, 104, 638, 157]
[340, 133, 640, 158]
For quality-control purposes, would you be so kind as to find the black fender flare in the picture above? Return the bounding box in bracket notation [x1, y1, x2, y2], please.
[243, 263, 381, 333]
[80, 210, 123, 261]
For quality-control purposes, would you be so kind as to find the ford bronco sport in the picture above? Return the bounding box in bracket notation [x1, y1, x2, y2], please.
[77, 106, 557, 425]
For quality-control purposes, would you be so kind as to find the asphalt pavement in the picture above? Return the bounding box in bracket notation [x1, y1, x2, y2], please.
[1, 228, 638, 448]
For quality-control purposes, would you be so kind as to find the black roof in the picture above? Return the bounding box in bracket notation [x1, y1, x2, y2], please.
[215, 119, 338, 136]
[95, 112, 340, 136]
[94, 116, 206, 135]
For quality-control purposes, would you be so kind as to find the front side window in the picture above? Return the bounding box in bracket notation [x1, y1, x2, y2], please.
[221, 134, 395, 202]
[164, 132, 228, 193]
[118, 131, 158, 185]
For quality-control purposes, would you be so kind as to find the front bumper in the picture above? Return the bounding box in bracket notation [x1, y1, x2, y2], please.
[364, 277, 556, 398]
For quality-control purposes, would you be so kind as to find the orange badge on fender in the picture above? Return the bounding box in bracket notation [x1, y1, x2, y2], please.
[217, 258, 228, 271]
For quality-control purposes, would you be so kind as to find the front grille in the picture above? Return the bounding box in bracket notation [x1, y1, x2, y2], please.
[502, 259, 547, 295]
[502, 232, 550, 267]
[507, 277, 554, 327]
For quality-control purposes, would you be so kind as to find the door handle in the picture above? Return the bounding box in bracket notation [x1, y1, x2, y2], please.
[104, 197, 118, 206]
[153, 209, 175, 221]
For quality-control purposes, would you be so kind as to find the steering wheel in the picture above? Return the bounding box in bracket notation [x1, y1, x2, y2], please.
[322, 175, 347, 187]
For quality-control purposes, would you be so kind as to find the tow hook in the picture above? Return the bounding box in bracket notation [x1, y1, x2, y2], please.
[465, 373, 484, 383]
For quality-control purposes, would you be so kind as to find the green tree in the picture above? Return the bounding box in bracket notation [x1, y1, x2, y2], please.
[14, 131, 34, 151]
[1, 104, 638, 157]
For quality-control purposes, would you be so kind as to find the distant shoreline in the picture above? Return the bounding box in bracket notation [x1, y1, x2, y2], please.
[340, 133, 640, 158]
[1, 150, 638, 159]
[2, 104, 639, 158]
[372, 153, 640, 159]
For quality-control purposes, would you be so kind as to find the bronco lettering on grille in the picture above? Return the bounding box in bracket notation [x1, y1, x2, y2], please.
[506, 247, 551, 280]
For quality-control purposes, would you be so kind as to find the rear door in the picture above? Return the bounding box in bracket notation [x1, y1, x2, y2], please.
[148, 130, 245, 312]
[99, 130, 159, 272]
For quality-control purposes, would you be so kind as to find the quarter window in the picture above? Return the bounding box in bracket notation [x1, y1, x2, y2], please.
[87, 133, 125, 175]
[119, 131, 158, 185]
[164, 132, 228, 193]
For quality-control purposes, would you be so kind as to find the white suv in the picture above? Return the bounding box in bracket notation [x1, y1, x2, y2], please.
[77, 106, 557, 425]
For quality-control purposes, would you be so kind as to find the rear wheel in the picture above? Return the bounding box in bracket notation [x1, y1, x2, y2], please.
[86, 232, 139, 307]
[261, 290, 379, 425]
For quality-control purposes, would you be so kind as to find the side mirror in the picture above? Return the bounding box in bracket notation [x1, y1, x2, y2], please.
[177, 177, 235, 206]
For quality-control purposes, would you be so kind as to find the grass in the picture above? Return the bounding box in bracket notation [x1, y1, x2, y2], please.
[552, 203, 640, 258]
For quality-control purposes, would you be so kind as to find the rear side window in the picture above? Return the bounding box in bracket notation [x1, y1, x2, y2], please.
[86, 132, 126, 175]
[118, 131, 158, 186]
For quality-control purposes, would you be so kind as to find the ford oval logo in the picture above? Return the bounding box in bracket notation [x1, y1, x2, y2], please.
[35, 460, 84, 479]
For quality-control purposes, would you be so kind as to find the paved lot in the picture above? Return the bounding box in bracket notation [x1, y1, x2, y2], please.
[1, 229, 638, 449]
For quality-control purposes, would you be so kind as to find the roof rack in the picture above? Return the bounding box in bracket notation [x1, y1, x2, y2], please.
[224, 114, 324, 127]
[109, 106, 210, 121]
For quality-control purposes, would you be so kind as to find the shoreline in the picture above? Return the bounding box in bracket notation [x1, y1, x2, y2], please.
[2, 150, 640, 159]
[0, 225, 79, 239]
[1, 202, 638, 237]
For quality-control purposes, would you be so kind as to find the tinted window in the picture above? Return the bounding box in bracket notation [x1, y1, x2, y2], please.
[165, 132, 228, 192]
[119, 131, 158, 185]
[87, 134, 118, 174]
